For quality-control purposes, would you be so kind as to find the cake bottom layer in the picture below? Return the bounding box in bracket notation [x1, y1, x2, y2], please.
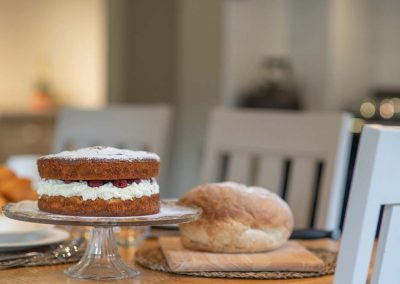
[38, 194, 160, 216]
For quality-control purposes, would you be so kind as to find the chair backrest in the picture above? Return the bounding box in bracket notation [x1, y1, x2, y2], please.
[334, 125, 400, 284]
[53, 105, 172, 187]
[201, 108, 353, 230]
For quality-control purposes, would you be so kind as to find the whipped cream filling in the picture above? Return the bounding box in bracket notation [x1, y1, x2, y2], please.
[38, 179, 159, 201]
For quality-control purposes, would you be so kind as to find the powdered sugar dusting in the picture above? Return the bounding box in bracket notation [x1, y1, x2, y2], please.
[40, 146, 160, 162]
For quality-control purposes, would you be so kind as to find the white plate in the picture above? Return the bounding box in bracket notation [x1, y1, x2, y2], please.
[0, 228, 70, 252]
[0, 216, 53, 236]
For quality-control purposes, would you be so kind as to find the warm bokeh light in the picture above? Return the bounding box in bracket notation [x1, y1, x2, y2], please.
[360, 101, 376, 118]
[379, 99, 395, 119]
[393, 98, 400, 113]
[351, 118, 365, 133]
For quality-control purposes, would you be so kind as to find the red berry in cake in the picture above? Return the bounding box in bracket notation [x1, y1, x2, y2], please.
[113, 180, 128, 188]
[88, 180, 105, 187]
[127, 179, 134, 184]
[63, 180, 73, 184]
[133, 179, 141, 184]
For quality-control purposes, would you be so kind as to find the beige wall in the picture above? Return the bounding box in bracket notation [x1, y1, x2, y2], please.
[168, 0, 223, 197]
[106, 0, 222, 197]
[287, 0, 329, 110]
[220, 0, 390, 111]
[0, 0, 106, 110]
[222, 0, 289, 106]
[325, 0, 376, 110]
[374, 0, 400, 88]
[221, 0, 329, 110]
[107, 0, 176, 105]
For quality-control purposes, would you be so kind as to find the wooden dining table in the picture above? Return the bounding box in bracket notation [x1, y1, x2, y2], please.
[0, 238, 375, 284]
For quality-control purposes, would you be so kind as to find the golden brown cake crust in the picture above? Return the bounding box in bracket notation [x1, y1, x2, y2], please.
[37, 159, 159, 180]
[38, 194, 160, 216]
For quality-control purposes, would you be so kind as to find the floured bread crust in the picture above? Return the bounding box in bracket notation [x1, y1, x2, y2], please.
[178, 182, 294, 253]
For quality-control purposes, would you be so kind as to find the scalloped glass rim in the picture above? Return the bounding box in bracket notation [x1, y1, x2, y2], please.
[3, 200, 201, 227]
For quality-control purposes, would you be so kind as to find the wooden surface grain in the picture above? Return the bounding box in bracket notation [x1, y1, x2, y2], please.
[0, 239, 362, 284]
[159, 237, 325, 273]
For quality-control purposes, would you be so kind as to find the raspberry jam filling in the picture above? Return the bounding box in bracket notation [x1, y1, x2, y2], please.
[62, 179, 153, 188]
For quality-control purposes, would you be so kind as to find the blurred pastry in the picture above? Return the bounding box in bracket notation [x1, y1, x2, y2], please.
[0, 178, 31, 196]
[0, 165, 37, 205]
[1, 178, 38, 202]
[0, 195, 6, 208]
[178, 182, 294, 253]
[0, 166, 16, 181]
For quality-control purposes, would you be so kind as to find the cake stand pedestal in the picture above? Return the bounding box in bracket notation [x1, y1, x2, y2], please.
[3, 200, 201, 281]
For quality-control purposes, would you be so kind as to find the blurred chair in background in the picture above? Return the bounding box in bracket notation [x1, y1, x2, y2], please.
[53, 105, 172, 189]
[201, 108, 352, 231]
[335, 125, 400, 284]
[53, 105, 172, 245]
[0, 113, 55, 163]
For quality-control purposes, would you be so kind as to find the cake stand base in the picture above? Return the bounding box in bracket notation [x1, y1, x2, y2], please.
[3, 200, 201, 280]
[64, 227, 139, 280]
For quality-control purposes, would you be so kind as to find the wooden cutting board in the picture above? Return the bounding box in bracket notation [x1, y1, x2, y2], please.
[159, 237, 325, 273]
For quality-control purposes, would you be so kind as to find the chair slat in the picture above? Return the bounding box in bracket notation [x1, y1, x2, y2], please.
[334, 125, 400, 284]
[201, 150, 221, 182]
[226, 152, 251, 184]
[286, 158, 316, 228]
[371, 205, 400, 284]
[256, 156, 284, 195]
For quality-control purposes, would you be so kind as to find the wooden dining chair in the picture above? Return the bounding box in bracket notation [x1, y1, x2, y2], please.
[53, 105, 172, 188]
[201, 108, 353, 230]
[334, 125, 400, 284]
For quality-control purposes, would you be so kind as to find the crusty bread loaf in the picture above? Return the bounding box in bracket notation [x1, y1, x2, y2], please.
[178, 182, 294, 253]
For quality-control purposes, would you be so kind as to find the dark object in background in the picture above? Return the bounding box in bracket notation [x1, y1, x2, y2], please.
[237, 57, 301, 110]
[29, 81, 57, 113]
[290, 229, 340, 240]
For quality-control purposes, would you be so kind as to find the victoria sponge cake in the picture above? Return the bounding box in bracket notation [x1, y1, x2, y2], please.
[37, 146, 160, 216]
[178, 182, 294, 253]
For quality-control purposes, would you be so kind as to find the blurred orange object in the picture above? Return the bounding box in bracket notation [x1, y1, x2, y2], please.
[0, 196, 6, 208]
[0, 167, 16, 181]
[29, 82, 57, 112]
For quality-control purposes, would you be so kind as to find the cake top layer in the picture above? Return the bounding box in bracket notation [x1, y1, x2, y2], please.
[39, 146, 160, 162]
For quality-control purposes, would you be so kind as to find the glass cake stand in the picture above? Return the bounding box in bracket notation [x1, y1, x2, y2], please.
[3, 200, 201, 281]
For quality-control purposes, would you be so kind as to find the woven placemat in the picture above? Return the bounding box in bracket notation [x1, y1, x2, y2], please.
[135, 244, 337, 280]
